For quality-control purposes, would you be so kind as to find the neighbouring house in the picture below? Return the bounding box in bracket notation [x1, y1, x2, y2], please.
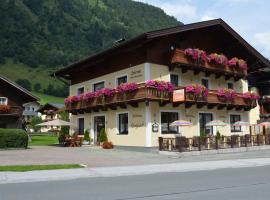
[249, 66, 270, 122]
[53, 19, 270, 148]
[36, 103, 64, 132]
[23, 101, 41, 124]
[0, 76, 39, 129]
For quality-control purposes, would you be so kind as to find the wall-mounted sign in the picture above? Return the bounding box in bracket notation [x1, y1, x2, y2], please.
[131, 122, 145, 128]
[130, 69, 143, 79]
[152, 122, 159, 133]
[173, 89, 185, 102]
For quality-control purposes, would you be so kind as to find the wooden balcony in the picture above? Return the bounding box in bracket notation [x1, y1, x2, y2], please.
[0, 106, 22, 116]
[174, 88, 257, 111]
[170, 49, 247, 81]
[66, 83, 256, 114]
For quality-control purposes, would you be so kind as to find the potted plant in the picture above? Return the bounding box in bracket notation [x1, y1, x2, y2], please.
[98, 128, 108, 145]
[83, 129, 91, 145]
[184, 48, 208, 64]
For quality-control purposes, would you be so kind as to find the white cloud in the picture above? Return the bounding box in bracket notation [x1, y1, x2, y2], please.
[253, 31, 270, 58]
[134, 0, 197, 21]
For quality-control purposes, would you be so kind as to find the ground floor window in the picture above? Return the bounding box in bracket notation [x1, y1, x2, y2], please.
[118, 113, 128, 135]
[161, 112, 179, 134]
[78, 118, 84, 135]
[199, 113, 213, 135]
[230, 114, 241, 132]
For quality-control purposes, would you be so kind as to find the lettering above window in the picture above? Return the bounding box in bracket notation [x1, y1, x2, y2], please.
[0, 97, 8, 105]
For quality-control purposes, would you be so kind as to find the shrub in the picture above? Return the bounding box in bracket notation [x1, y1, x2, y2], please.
[102, 141, 114, 149]
[99, 128, 108, 143]
[84, 129, 90, 142]
[0, 129, 28, 149]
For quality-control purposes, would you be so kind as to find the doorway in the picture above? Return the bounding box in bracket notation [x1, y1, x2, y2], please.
[199, 113, 213, 135]
[93, 116, 105, 144]
[78, 118, 84, 135]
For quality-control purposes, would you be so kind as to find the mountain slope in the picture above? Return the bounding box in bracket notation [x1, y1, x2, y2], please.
[0, 0, 181, 96]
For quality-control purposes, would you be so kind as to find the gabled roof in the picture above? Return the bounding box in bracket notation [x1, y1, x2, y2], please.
[37, 103, 64, 113]
[53, 18, 270, 78]
[0, 76, 39, 102]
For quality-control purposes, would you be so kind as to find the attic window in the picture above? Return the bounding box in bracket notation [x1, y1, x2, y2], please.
[0, 97, 8, 105]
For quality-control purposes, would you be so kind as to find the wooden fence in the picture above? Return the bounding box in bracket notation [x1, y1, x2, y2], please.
[159, 134, 270, 152]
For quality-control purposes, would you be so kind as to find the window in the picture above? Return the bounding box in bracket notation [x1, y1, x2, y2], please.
[170, 74, 179, 86]
[230, 114, 241, 132]
[118, 113, 128, 135]
[77, 87, 84, 95]
[228, 82, 234, 89]
[93, 81, 105, 92]
[199, 113, 213, 135]
[201, 78, 209, 89]
[117, 76, 127, 86]
[161, 112, 179, 134]
[0, 97, 7, 105]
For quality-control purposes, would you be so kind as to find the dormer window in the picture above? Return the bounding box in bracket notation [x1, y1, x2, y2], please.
[0, 97, 8, 105]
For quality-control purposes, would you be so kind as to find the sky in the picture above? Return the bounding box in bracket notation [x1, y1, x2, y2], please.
[134, 0, 270, 59]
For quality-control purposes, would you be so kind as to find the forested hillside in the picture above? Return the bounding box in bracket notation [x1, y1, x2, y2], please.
[0, 0, 181, 97]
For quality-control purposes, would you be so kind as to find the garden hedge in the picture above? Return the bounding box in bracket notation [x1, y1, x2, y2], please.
[0, 129, 28, 149]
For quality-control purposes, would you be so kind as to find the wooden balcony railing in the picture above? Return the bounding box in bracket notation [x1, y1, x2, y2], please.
[171, 49, 247, 80]
[0, 105, 22, 116]
[66, 83, 256, 114]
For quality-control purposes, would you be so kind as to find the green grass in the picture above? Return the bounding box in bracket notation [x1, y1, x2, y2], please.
[33, 92, 64, 105]
[0, 164, 83, 172]
[29, 135, 59, 146]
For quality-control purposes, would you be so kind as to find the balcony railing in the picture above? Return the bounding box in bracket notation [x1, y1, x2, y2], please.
[0, 105, 22, 116]
[171, 49, 247, 80]
[66, 83, 256, 114]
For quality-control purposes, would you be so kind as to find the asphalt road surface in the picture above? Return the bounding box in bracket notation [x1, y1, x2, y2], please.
[1, 166, 270, 200]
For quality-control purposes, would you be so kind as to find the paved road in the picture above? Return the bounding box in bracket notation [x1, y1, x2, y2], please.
[1, 166, 270, 200]
[2, 146, 270, 167]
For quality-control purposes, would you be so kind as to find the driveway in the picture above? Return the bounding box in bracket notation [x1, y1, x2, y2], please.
[2, 146, 270, 167]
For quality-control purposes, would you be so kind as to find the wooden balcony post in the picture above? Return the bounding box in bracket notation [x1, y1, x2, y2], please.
[215, 136, 218, 150]
[158, 137, 163, 151]
[244, 134, 248, 147]
[257, 135, 260, 146]
[188, 138, 192, 151]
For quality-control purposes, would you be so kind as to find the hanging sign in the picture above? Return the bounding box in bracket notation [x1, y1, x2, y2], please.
[173, 89, 185, 102]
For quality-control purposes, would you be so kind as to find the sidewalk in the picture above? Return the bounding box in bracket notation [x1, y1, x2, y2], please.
[1, 157, 270, 184]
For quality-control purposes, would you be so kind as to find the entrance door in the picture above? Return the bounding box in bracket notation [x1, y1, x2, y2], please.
[199, 113, 213, 135]
[93, 116, 105, 144]
[78, 118, 84, 135]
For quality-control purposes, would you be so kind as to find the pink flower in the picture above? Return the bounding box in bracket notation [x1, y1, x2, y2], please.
[243, 92, 259, 100]
[146, 80, 157, 87]
[228, 57, 238, 67]
[238, 59, 248, 71]
[83, 92, 95, 101]
[117, 83, 138, 93]
[217, 88, 237, 101]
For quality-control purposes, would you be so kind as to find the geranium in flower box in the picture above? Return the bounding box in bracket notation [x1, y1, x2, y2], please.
[0, 105, 10, 113]
[208, 53, 228, 66]
[184, 48, 208, 64]
[146, 80, 174, 99]
[185, 84, 208, 101]
[243, 92, 259, 106]
[116, 82, 138, 101]
[217, 88, 237, 102]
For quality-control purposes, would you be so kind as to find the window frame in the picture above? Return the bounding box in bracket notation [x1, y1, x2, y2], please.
[227, 82, 234, 90]
[230, 114, 242, 132]
[77, 86, 85, 95]
[117, 112, 129, 135]
[201, 78, 210, 89]
[160, 111, 179, 134]
[116, 75, 128, 86]
[170, 74, 180, 87]
[92, 81, 105, 92]
[0, 97, 8, 105]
